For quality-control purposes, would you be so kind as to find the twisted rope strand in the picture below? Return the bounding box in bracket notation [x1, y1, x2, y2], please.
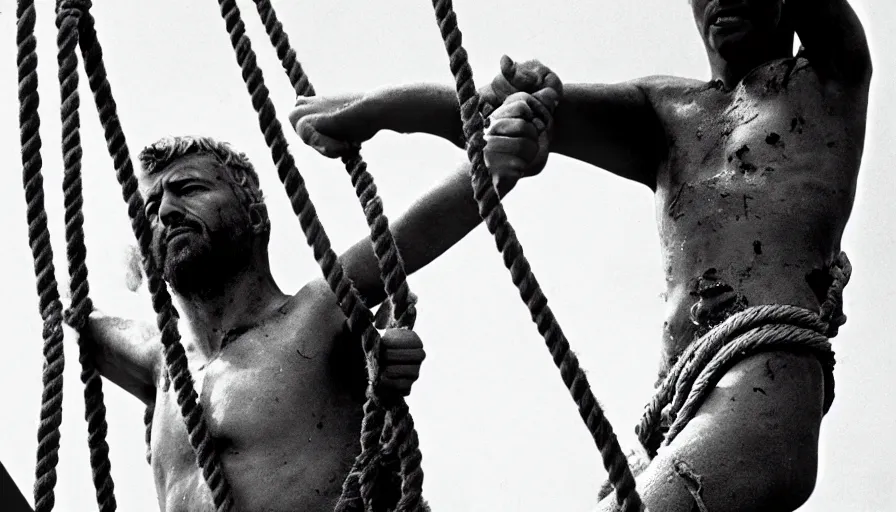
[17, 2, 67, 510]
[249, 4, 424, 504]
[637, 254, 851, 456]
[55, 3, 116, 510]
[428, 1, 642, 510]
[75, 11, 234, 511]
[218, 2, 425, 509]
[252, 4, 424, 506]
[250, 0, 417, 329]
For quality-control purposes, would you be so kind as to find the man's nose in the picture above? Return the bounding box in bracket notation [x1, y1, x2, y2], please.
[158, 195, 185, 227]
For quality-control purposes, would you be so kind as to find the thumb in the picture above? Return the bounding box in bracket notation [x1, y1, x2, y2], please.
[500, 54, 516, 83]
[296, 115, 359, 158]
[540, 71, 563, 98]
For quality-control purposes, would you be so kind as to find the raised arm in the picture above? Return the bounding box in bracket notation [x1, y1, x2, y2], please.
[788, 0, 872, 85]
[289, 56, 563, 156]
[337, 88, 557, 307]
[291, 64, 666, 190]
[81, 311, 160, 405]
[337, 162, 482, 307]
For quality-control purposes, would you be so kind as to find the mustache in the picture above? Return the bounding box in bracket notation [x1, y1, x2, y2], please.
[161, 220, 204, 242]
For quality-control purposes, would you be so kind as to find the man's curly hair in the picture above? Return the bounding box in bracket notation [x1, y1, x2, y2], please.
[137, 135, 271, 236]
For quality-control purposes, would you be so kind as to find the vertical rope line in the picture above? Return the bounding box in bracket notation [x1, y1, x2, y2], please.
[428, 1, 642, 510]
[76, 9, 234, 510]
[248, 2, 424, 509]
[55, 2, 116, 510]
[17, 1, 66, 510]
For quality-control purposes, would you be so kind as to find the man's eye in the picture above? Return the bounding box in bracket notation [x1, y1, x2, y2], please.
[180, 185, 204, 195]
[144, 203, 157, 218]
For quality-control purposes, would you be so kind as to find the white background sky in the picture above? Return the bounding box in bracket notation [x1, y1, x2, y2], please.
[1, 0, 894, 510]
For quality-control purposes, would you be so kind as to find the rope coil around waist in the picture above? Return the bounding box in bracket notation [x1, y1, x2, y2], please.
[637, 252, 851, 458]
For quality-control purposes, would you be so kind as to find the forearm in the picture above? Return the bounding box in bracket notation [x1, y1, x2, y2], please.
[85, 311, 159, 404]
[787, 0, 871, 82]
[340, 162, 491, 307]
[366, 83, 466, 148]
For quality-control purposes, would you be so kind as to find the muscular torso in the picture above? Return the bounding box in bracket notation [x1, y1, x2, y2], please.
[642, 56, 868, 379]
[149, 283, 364, 511]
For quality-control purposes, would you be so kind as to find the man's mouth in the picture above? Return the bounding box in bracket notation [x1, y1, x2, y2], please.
[166, 226, 195, 243]
[710, 10, 750, 28]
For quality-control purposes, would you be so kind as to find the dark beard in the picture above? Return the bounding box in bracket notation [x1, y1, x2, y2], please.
[152, 226, 253, 298]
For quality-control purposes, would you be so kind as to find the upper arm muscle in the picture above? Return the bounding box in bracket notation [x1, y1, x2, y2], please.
[551, 80, 666, 189]
[791, 0, 872, 85]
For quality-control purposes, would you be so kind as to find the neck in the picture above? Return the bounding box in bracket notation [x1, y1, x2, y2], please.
[707, 46, 792, 89]
[173, 256, 287, 356]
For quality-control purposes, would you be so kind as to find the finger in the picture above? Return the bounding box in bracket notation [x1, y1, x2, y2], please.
[500, 54, 516, 82]
[519, 94, 554, 132]
[296, 117, 358, 158]
[540, 71, 563, 97]
[382, 348, 426, 364]
[377, 378, 417, 397]
[532, 87, 561, 112]
[483, 148, 531, 170]
[382, 365, 421, 381]
[489, 99, 534, 121]
[486, 118, 538, 139]
[484, 134, 539, 162]
[381, 328, 424, 349]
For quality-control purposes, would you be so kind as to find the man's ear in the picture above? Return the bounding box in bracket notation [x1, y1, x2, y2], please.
[248, 202, 270, 235]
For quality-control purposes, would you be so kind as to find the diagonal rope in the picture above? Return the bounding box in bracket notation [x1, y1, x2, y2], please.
[17, 1, 67, 510]
[428, 1, 642, 510]
[248, 2, 424, 509]
[75, 7, 234, 510]
[215, 2, 426, 509]
[55, 2, 116, 510]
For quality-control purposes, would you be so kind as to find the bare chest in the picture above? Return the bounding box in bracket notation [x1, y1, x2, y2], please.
[653, 58, 863, 247]
[149, 316, 363, 510]
[657, 58, 861, 194]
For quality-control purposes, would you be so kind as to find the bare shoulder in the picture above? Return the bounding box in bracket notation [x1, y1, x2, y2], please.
[293, 279, 366, 396]
[627, 74, 720, 131]
[287, 279, 352, 345]
[294, 278, 345, 320]
[631, 74, 709, 99]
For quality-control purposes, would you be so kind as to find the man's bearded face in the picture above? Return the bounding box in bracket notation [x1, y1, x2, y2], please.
[141, 154, 255, 296]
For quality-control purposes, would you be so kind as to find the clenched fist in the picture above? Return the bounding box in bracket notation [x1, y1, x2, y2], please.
[376, 328, 425, 401]
[288, 93, 373, 158]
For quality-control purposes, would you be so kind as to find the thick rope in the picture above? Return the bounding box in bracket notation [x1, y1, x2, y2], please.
[215, 2, 428, 509]
[248, 2, 423, 509]
[428, 2, 642, 511]
[55, 2, 116, 510]
[17, 1, 67, 510]
[75, 9, 234, 511]
[636, 253, 852, 457]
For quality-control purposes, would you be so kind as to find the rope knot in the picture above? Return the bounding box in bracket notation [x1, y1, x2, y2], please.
[819, 251, 851, 337]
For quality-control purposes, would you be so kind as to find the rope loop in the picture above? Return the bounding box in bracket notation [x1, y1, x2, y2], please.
[636, 252, 853, 459]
